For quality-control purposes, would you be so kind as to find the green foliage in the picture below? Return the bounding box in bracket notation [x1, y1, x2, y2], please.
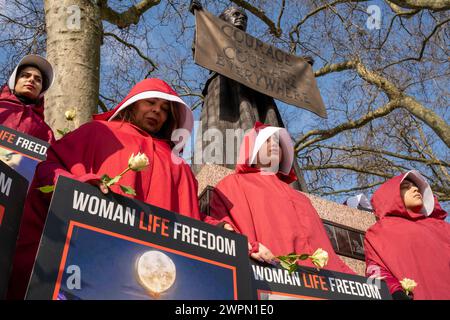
[120, 185, 136, 196]
[37, 185, 55, 193]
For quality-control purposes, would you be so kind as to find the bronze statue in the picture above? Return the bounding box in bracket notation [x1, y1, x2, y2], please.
[190, 1, 312, 190]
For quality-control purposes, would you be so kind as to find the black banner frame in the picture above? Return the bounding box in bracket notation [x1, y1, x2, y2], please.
[250, 261, 392, 300]
[26, 176, 253, 300]
[0, 160, 29, 298]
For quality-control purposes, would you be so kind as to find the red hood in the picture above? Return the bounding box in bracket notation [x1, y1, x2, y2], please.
[236, 122, 297, 184]
[93, 78, 193, 136]
[371, 173, 447, 221]
[0, 84, 45, 120]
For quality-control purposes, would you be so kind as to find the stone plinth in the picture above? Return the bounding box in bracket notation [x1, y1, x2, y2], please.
[195, 164, 376, 276]
[302, 193, 376, 233]
[196, 164, 234, 195]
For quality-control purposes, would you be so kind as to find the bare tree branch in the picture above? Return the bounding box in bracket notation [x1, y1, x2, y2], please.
[295, 99, 403, 152]
[276, 0, 286, 32]
[229, 0, 282, 37]
[381, 17, 450, 70]
[386, 1, 420, 16]
[319, 181, 384, 196]
[314, 60, 357, 77]
[412, 119, 450, 184]
[354, 61, 402, 99]
[385, 0, 450, 11]
[103, 32, 158, 72]
[100, 0, 161, 29]
[313, 59, 450, 147]
[98, 98, 109, 112]
[402, 96, 450, 147]
[303, 163, 449, 200]
[313, 144, 450, 167]
[302, 164, 395, 178]
[99, 93, 117, 104]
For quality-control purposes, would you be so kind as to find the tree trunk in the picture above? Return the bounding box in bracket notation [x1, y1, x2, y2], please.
[44, 0, 102, 136]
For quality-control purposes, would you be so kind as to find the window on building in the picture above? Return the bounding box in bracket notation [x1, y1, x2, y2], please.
[322, 220, 366, 261]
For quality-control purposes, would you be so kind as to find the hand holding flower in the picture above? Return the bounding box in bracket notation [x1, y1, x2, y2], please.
[101, 152, 150, 195]
[39, 152, 150, 196]
[278, 248, 329, 274]
[400, 278, 417, 297]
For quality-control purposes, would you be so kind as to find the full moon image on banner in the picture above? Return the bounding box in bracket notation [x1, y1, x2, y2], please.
[136, 250, 176, 298]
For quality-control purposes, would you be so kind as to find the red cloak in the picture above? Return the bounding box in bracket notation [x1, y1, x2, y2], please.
[205, 123, 355, 274]
[8, 79, 199, 299]
[0, 85, 55, 143]
[364, 173, 450, 299]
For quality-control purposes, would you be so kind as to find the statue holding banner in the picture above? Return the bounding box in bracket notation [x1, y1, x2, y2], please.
[190, 2, 325, 191]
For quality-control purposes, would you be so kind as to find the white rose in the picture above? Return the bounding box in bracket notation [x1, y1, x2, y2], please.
[128, 152, 149, 171]
[65, 109, 76, 121]
[400, 278, 417, 295]
[309, 248, 329, 270]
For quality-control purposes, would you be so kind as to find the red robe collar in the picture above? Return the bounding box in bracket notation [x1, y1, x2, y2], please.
[0, 84, 45, 120]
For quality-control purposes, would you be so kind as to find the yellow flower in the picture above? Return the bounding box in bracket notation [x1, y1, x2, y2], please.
[128, 152, 149, 172]
[65, 109, 76, 121]
[309, 248, 329, 270]
[400, 278, 417, 295]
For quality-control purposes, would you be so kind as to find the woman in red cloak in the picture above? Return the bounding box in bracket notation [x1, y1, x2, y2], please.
[8, 78, 200, 299]
[0, 55, 55, 143]
[204, 122, 354, 274]
[364, 170, 449, 300]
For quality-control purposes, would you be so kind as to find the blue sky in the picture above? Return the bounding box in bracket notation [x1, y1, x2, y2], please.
[0, 0, 448, 214]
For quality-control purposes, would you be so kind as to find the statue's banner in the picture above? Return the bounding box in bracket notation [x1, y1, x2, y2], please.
[194, 9, 327, 118]
[0, 160, 29, 298]
[26, 176, 253, 300]
[251, 261, 392, 300]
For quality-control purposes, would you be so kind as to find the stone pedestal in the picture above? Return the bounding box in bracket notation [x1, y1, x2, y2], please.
[196, 164, 377, 276]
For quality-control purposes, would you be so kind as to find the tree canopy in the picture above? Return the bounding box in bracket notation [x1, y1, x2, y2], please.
[0, 0, 448, 206]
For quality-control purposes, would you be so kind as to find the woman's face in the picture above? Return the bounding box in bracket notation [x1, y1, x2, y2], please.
[130, 98, 170, 134]
[14, 66, 43, 100]
[256, 135, 283, 169]
[400, 179, 424, 213]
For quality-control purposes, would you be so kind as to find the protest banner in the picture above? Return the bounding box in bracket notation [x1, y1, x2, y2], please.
[251, 261, 392, 300]
[0, 124, 49, 182]
[26, 176, 253, 300]
[0, 160, 29, 298]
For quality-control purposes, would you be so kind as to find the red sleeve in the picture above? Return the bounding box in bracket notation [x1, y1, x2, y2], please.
[364, 236, 403, 295]
[248, 241, 259, 254]
[34, 122, 102, 188]
[47, 126, 56, 144]
[206, 186, 240, 233]
[201, 214, 223, 226]
[205, 187, 259, 256]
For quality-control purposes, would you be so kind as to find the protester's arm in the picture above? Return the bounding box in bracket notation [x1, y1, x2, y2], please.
[47, 127, 56, 144]
[205, 188, 239, 231]
[35, 149, 107, 193]
[364, 239, 409, 299]
[249, 242, 278, 265]
[366, 258, 411, 300]
[208, 187, 276, 264]
[34, 122, 107, 192]
[207, 203, 275, 264]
